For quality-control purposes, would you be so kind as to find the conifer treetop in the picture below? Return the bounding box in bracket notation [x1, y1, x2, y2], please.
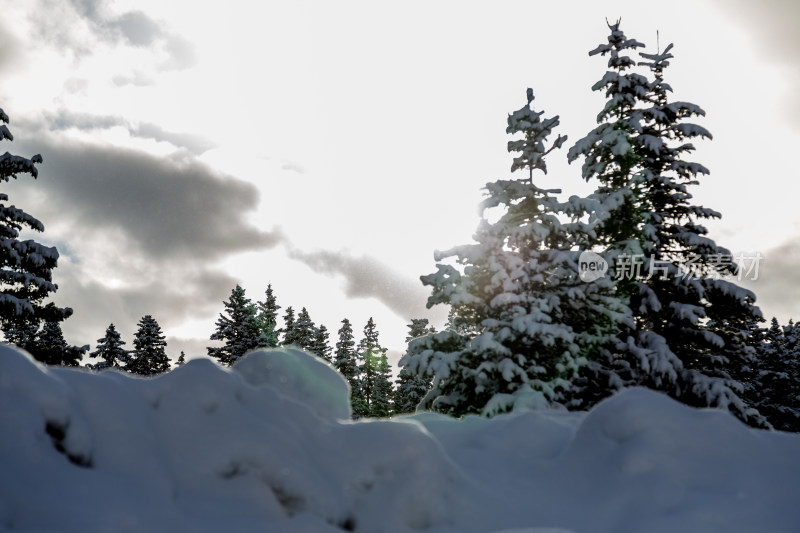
[506, 90, 567, 180]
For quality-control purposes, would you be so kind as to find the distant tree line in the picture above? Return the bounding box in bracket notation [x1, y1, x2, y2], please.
[203, 283, 434, 418]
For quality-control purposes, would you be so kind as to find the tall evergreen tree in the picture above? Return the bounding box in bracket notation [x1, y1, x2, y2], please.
[129, 315, 170, 376]
[357, 317, 380, 355]
[405, 90, 625, 416]
[254, 284, 280, 348]
[370, 348, 393, 418]
[568, 22, 764, 425]
[0, 107, 71, 344]
[89, 323, 129, 371]
[208, 285, 262, 365]
[394, 319, 436, 415]
[334, 318, 359, 399]
[353, 318, 393, 417]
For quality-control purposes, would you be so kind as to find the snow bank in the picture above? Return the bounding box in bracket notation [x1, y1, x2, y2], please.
[1, 345, 799, 533]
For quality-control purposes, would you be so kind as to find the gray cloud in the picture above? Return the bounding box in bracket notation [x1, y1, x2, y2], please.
[46, 110, 123, 131]
[0, 20, 22, 74]
[111, 10, 162, 47]
[135, 122, 216, 154]
[27, 0, 196, 72]
[287, 247, 431, 320]
[715, 0, 800, 65]
[43, 110, 217, 154]
[160, 35, 197, 72]
[56, 261, 240, 347]
[281, 160, 306, 174]
[739, 239, 800, 323]
[111, 72, 155, 87]
[13, 125, 281, 263]
[710, 0, 800, 128]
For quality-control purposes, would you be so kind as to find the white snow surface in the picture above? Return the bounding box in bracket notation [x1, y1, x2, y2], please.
[2, 344, 799, 533]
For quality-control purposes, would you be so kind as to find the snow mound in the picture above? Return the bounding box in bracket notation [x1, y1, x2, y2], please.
[2, 344, 799, 533]
[233, 347, 351, 420]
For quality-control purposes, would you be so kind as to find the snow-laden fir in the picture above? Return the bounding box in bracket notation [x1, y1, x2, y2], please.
[2, 344, 799, 533]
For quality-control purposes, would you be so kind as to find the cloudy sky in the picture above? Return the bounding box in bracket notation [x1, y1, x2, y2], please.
[1, 0, 798, 364]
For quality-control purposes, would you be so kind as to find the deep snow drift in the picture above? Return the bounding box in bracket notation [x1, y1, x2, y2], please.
[1, 345, 799, 533]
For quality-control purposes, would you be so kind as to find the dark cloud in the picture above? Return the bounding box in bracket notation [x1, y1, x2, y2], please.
[13, 126, 281, 263]
[0, 117, 280, 353]
[287, 247, 431, 320]
[738, 239, 800, 322]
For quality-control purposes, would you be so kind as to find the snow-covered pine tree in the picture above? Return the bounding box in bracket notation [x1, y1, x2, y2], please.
[0, 107, 72, 343]
[567, 21, 648, 255]
[310, 324, 332, 362]
[334, 318, 359, 403]
[129, 315, 170, 376]
[405, 90, 625, 416]
[569, 22, 765, 425]
[176, 351, 186, 367]
[89, 323, 129, 371]
[290, 307, 317, 352]
[254, 284, 280, 348]
[394, 319, 436, 415]
[31, 320, 86, 367]
[281, 306, 298, 346]
[207, 285, 262, 366]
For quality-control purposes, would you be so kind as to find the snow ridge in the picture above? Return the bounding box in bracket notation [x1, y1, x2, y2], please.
[2, 345, 799, 533]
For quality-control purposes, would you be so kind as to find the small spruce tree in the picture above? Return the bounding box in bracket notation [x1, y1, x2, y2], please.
[748, 318, 800, 431]
[129, 315, 170, 376]
[334, 318, 359, 402]
[89, 323, 129, 370]
[310, 324, 333, 362]
[354, 318, 390, 417]
[254, 284, 280, 348]
[208, 285, 262, 365]
[291, 307, 317, 352]
[394, 319, 436, 414]
[281, 306, 298, 346]
[32, 320, 86, 367]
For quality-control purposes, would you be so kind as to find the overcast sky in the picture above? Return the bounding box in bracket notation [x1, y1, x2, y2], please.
[1, 0, 798, 364]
